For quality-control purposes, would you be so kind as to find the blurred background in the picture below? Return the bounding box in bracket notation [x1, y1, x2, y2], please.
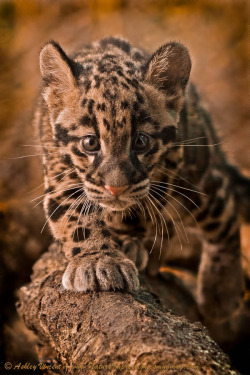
[0, 0, 249, 373]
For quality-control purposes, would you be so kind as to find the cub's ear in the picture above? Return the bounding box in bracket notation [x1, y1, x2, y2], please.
[144, 42, 191, 112]
[40, 41, 80, 94]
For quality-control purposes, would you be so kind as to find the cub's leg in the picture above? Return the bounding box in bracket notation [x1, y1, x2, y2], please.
[197, 175, 244, 321]
[43, 180, 140, 293]
[197, 228, 243, 321]
[120, 236, 148, 271]
[104, 212, 149, 272]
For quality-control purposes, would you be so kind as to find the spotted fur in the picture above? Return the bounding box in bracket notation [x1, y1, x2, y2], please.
[34, 37, 250, 321]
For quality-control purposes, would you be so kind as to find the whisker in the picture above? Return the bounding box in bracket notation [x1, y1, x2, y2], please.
[145, 197, 158, 254]
[61, 193, 87, 235]
[53, 168, 78, 185]
[95, 202, 102, 216]
[174, 142, 223, 147]
[32, 185, 84, 209]
[127, 207, 133, 219]
[145, 199, 155, 227]
[136, 199, 146, 221]
[147, 195, 166, 260]
[129, 205, 137, 217]
[150, 183, 200, 210]
[156, 165, 198, 189]
[172, 136, 207, 145]
[6, 152, 59, 160]
[41, 188, 84, 233]
[31, 183, 84, 203]
[61, 190, 86, 231]
[101, 206, 108, 223]
[83, 201, 92, 240]
[150, 187, 189, 244]
[27, 168, 75, 194]
[20, 144, 60, 149]
[151, 184, 200, 231]
[77, 197, 90, 242]
[71, 195, 88, 242]
[62, 196, 82, 232]
[134, 201, 141, 219]
[151, 181, 206, 196]
[149, 192, 183, 251]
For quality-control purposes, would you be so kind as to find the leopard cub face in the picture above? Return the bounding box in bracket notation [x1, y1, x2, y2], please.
[40, 38, 191, 211]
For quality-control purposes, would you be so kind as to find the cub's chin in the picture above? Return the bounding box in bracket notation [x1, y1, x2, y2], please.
[99, 199, 133, 212]
[87, 191, 148, 212]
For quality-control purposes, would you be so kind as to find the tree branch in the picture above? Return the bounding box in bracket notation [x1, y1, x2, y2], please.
[17, 244, 239, 374]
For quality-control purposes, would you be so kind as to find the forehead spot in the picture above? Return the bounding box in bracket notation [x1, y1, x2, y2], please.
[97, 103, 106, 111]
[116, 120, 124, 129]
[132, 78, 139, 88]
[103, 118, 110, 131]
[79, 115, 92, 126]
[83, 80, 91, 93]
[121, 82, 129, 90]
[102, 53, 117, 60]
[88, 99, 95, 115]
[111, 76, 119, 85]
[94, 75, 101, 88]
[103, 89, 117, 100]
[133, 51, 143, 61]
[127, 69, 135, 76]
[121, 100, 129, 110]
[116, 70, 124, 78]
[81, 98, 88, 107]
[125, 61, 135, 68]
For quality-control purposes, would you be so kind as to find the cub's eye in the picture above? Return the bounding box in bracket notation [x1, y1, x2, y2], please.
[134, 133, 150, 153]
[80, 135, 100, 153]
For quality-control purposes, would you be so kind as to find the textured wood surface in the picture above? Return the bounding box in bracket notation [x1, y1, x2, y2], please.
[17, 244, 240, 375]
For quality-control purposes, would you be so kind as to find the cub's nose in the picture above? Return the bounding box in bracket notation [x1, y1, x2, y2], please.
[104, 185, 129, 196]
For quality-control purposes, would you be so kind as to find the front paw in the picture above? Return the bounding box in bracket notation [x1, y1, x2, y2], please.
[62, 251, 139, 292]
[122, 238, 148, 271]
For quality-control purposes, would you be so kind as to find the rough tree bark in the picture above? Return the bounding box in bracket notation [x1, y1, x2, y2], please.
[17, 244, 239, 375]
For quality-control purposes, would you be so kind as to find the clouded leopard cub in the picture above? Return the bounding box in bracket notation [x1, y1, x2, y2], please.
[35, 37, 249, 321]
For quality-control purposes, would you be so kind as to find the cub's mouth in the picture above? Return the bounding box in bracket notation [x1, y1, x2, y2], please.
[99, 198, 133, 211]
[84, 180, 150, 212]
[86, 191, 149, 212]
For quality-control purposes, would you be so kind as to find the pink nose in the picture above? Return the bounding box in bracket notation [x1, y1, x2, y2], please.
[104, 185, 129, 196]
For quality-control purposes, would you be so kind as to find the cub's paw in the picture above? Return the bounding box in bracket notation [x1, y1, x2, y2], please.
[121, 238, 148, 271]
[62, 251, 139, 293]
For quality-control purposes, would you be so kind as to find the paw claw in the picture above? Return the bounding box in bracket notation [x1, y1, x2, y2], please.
[74, 266, 96, 292]
[120, 260, 139, 291]
[62, 262, 75, 290]
[96, 259, 124, 290]
[62, 251, 139, 293]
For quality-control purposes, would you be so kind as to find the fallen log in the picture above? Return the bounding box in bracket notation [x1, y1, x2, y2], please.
[17, 244, 239, 374]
